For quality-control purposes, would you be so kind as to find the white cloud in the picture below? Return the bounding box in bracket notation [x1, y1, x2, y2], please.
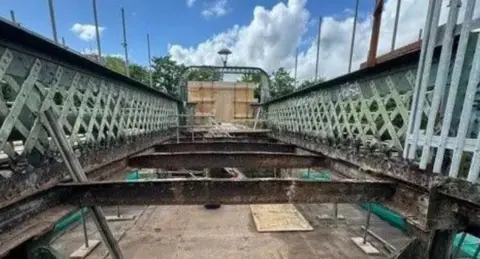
[169, 0, 480, 83]
[70, 23, 105, 41]
[187, 0, 196, 7]
[202, 0, 229, 18]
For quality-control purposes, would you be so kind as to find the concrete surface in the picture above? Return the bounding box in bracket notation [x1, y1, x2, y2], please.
[51, 204, 411, 259]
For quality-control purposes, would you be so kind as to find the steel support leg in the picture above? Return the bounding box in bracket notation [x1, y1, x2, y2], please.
[333, 203, 338, 228]
[42, 110, 124, 259]
[363, 203, 372, 244]
[81, 208, 89, 248]
[427, 229, 455, 259]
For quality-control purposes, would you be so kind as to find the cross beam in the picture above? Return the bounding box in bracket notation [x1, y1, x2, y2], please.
[155, 142, 296, 153]
[57, 179, 396, 206]
[128, 152, 324, 169]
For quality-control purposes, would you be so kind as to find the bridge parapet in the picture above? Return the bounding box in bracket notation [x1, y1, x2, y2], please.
[0, 19, 179, 203]
[265, 57, 420, 153]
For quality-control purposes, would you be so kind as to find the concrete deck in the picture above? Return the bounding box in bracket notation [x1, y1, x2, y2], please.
[51, 204, 411, 259]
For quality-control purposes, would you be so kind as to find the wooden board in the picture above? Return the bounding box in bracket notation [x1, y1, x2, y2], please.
[250, 204, 313, 232]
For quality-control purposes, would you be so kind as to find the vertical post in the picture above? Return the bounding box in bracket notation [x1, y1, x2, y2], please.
[176, 115, 180, 144]
[366, 0, 384, 67]
[348, 0, 359, 73]
[92, 0, 102, 59]
[403, 0, 436, 158]
[419, 29, 423, 40]
[62, 37, 66, 47]
[81, 208, 89, 248]
[363, 203, 371, 244]
[332, 203, 338, 228]
[47, 0, 58, 43]
[121, 8, 130, 77]
[42, 110, 124, 259]
[147, 33, 153, 87]
[315, 16, 322, 81]
[294, 47, 298, 88]
[391, 0, 401, 51]
[116, 206, 121, 218]
[10, 10, 16, 24]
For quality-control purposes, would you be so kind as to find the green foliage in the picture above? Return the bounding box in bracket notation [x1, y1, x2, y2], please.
[151, 56, 186, 97]
[104, 56, 127, 75]
[239, 73, 262, 99]
[129, 63, 149, 85]
[298, 77, 326, 89]
[239, 69, 296, 100]
[270, 67, 295, 98]
[188, 68, 222, 81]
[104, 56, 150, 85]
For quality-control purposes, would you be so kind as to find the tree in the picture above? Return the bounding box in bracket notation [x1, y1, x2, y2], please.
[270, 67, 295, 98]
[239, 73, 262, 100]
[129, 63, 149, 85]
[298, 77, 326, 89]
[104, 56, 151, 86]
[151, 56, 186, 97]
[188, 68, 222, 81]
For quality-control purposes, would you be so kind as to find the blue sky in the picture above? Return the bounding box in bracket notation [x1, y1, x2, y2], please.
[0, 0, 374, 67]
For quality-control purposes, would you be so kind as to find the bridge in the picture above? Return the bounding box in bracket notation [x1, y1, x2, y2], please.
[2, 1, 480, 258]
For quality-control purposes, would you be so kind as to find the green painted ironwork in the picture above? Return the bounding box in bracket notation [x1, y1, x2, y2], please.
[266, 66, 432, 151]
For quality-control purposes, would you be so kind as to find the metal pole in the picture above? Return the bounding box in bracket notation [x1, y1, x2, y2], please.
[116, 206, 121, 218]
[147, 33, 153, 87]
[92, 0, 102, 59]
[42, 110, 124, 259]
[294, 47, 298, 87]
[62, 37, 66, 47]
[176, 117, 180, 144]
[10, 10, 16, 24]
[121, 8, 130, 77]
[451, 232, 467, 258]
[348, 0, 359, 73]
[391, 0, 401, 51]
[47, 0, 58, 43]
[315, 16, 322, 81]
[363, 203, 372, 244]
[333, 203, 338, 227]
[81, 208, 89, 248]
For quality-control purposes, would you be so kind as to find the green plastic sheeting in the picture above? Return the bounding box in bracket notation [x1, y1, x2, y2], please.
[53, 207, 89, 233]
[360, 202, 406, 231]
[453, 233, 480, 258]
[301, 170, 331, 181]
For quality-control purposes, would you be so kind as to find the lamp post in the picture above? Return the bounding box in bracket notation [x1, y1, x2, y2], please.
[218, 48, 232, 67]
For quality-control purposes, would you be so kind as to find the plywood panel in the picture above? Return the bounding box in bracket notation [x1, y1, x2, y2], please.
[250, 204, 313, 232]
[215, 89, 234, 122]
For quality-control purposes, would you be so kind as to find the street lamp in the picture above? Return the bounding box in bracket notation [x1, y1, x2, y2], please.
[218, 48, 232, 67]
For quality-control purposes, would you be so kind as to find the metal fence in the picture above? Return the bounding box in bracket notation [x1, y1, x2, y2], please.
[0, 19, 179, 202]
[266, 0, 480, 182]
[405, 0, 480, 182]
[266, 65, 418, 152]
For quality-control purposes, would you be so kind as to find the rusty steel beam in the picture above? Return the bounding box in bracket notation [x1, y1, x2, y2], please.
[57, 179, 396, 206]
[169, 136, 277, 143]
[367, 0, 383, 67]
[128, 152, 324, 169]
[155, 142, 296, 153]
